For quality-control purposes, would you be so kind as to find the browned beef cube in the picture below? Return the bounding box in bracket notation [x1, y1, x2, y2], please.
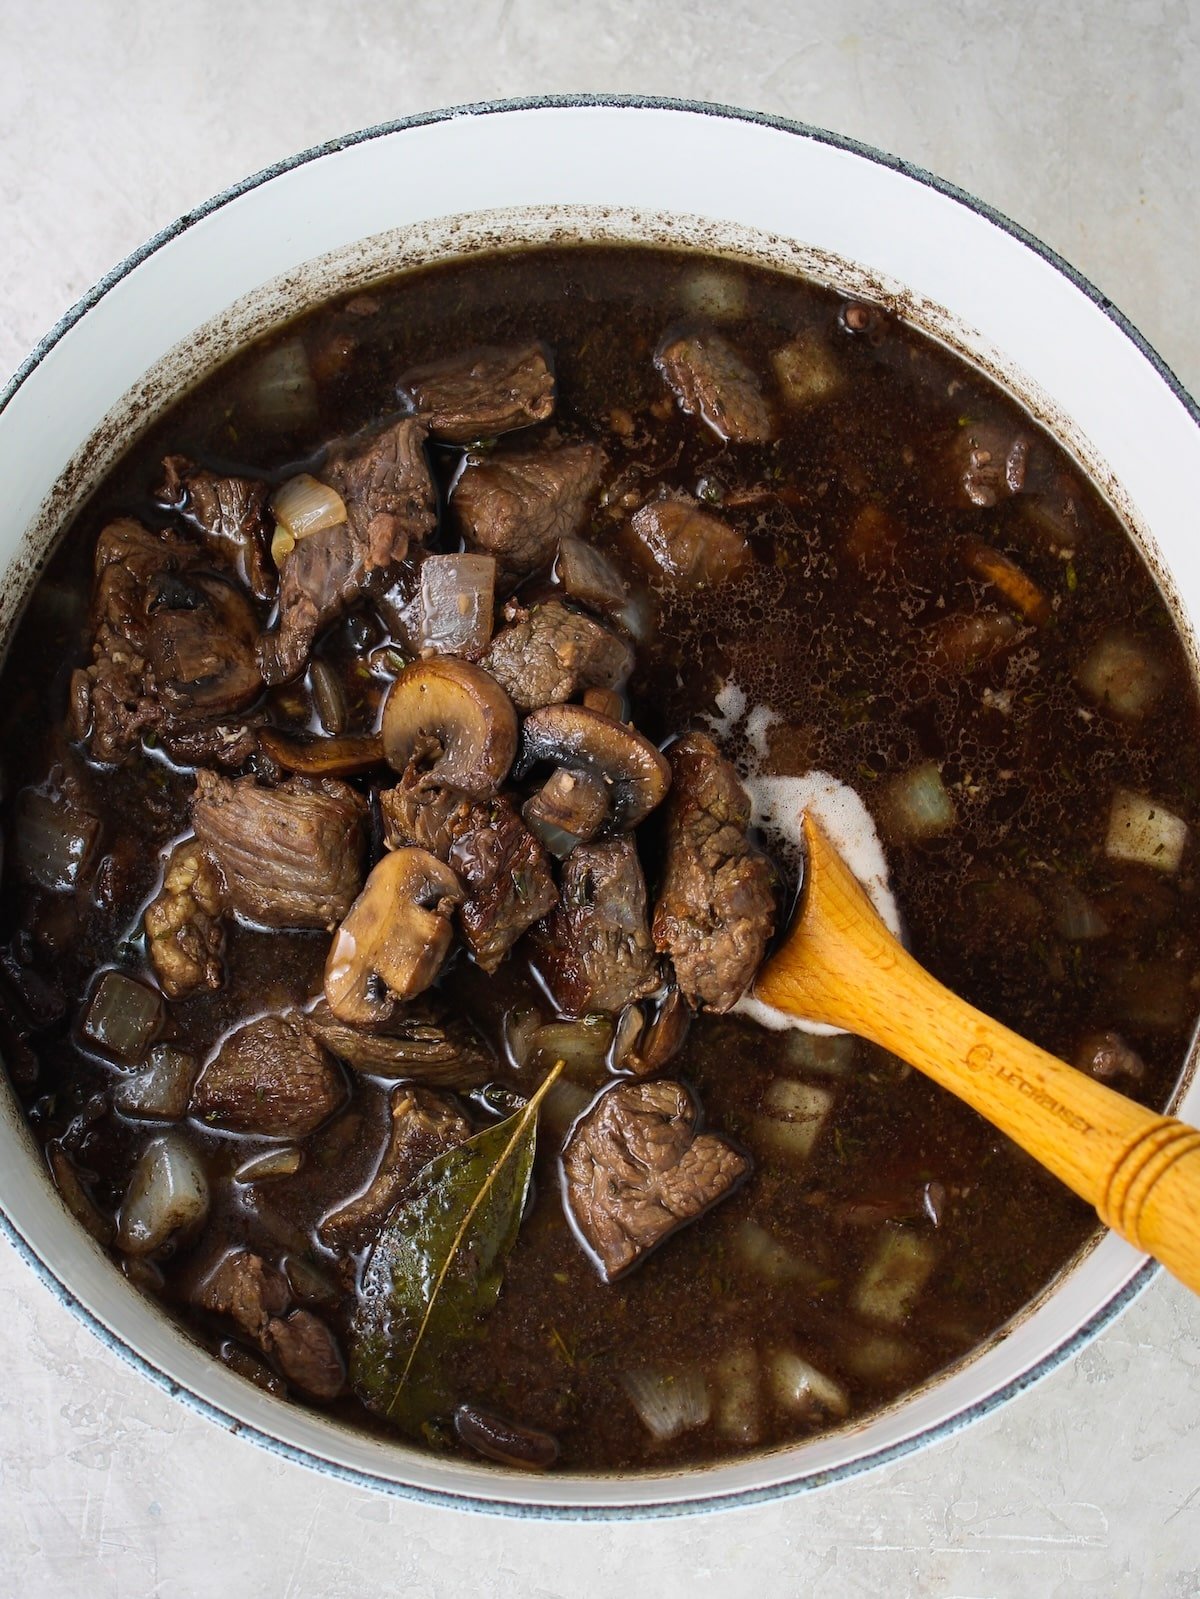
[73, 519, 262, 762]
[652, 732, 775, 1012]
[318, 1084, 473, 1251]
[481, 599, 633, 712]
[398, 341, 555, 443]
[945, 421, 1030, 507]
[451, 442, 605, 578]
[655, 329, 776, 444]
[143, 571, 262, 718]
[262, 1309, 345, 1399]
[534, 836, 659, 1015]
[194, 1249, 290, 1340]
[158, 455, 276, 600]
[562, 1079, 749, 1280]
[627, 497, 749, 588]
[260, 418, 436, 683]
[192, 770, 367, 929]
[191, 1013, 346, 1137]
[448, 797, 558, 972]
[379, 776, 482, 861]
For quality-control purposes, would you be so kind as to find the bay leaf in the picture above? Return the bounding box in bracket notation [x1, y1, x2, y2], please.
[349, 1060, 563, 1428]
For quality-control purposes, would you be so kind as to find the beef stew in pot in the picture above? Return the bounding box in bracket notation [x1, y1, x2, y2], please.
[4, 245, 1198, 1472]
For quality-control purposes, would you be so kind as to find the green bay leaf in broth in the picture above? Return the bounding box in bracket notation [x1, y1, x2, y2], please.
[350, 1061, 563, 1428]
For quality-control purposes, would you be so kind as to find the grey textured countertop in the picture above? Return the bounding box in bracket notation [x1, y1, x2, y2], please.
[2, 2, 1198, 1594]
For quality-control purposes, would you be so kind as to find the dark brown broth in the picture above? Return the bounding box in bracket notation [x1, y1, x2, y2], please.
[3, 245, 1198, 1473]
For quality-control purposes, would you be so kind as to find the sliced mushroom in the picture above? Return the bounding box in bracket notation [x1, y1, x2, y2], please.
[380, 658, 517, 799]
[515, 704, 671, 830]
[522, 767, 611, 857]
[257, 728, 384, 778]
[324, 848, 464, 1024]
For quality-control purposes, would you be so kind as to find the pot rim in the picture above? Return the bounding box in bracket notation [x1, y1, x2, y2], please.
[0, 92, 1191, 1519]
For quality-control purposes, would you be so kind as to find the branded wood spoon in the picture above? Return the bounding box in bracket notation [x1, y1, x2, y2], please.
[754, 814, 1200, 1294]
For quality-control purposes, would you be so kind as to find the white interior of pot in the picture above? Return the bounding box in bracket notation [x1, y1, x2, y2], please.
[1, 104, 1197, 1514]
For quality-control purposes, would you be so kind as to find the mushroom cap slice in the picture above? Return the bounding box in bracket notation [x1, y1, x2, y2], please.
[516, 704, 671, 830]
[324, 848, 464, 1025]
[381, 658, 518, 799]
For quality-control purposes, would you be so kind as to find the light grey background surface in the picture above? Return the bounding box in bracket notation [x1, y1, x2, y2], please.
[2, 2, 1198, 1595]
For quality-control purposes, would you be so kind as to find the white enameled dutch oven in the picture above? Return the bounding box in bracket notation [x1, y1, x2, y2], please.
[1, 97, 1198, 1518]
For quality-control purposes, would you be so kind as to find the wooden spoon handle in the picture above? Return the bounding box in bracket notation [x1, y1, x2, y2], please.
[755, 816, 1200, 1295]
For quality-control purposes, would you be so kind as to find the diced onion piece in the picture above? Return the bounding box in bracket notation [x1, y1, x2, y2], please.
[244, 339, 319, 430]
[530, 1017, 614, 1080]
[769, 1349, 849, 1420]
[838, 1331, 916, 1382]
[503, 1006, 543, 1070]
[235, 1146, 303, 1183]
[1076, 633, 1169, 721]
[116, 1133, 210, 1256]
[853, 1228, 937, 1325]
[925, 609, 1020, 673]
[271, 525, 296, 568]
[621, 1367, 711, 1442]
[80, 971, 164, 1063]
[771, 331, 843, 408]
[609, 1003, 645, 1070]
[14, 788, 100, 891]
[1105, 788, 1188, 874]
[877, 761, 956, 843]
[754, 1078, 835, 1162]
[733, 1218, 824, 1286]
[418, 554, 496, 659]
[112, 1045, 197, 1120]
[779, 1031, 857, 1076]
[1044, 878, 1110, 941]
[678, 265, 749, 322]
[271, 473, 347, 543]
[48, 1143, 114, 1246]
[713, 1347, 761, 1444]
[540, 1074, 594, 1138]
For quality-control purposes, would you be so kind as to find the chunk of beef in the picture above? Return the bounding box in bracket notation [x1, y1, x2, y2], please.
[144, 839, 226, 999]
[72, 519, 262, 762]
[398, 341, 555, 443]
[655, 330, 776, 444]
[304, 998, 494, 1087]
[319, 1085, 473, 1251]
[158, 455, 276, 600]
[191, 1013, 346, 1137]
[562, 1079, 749, 1280]
[481, 599, 633, 712]
[451, 442, 605, 579]
[535, 836, 659, 1015]
[260, 418, 436, 683]
[157, 719, 262, 771]
[448, 797, 558, 972]
[627, 497, 749, 588]
[194, 1249, 289, 1340]
[192, 770, 366, 928]
[143, 570, 262, 718]
[262, 1310, 345, 1400]
[379, 774, 482, 860]
[946, 421, 1030, 508]
[652, 733, 776, 1012]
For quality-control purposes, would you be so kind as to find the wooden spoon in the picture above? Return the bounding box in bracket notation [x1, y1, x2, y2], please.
[754, 814, 1200, 1295]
